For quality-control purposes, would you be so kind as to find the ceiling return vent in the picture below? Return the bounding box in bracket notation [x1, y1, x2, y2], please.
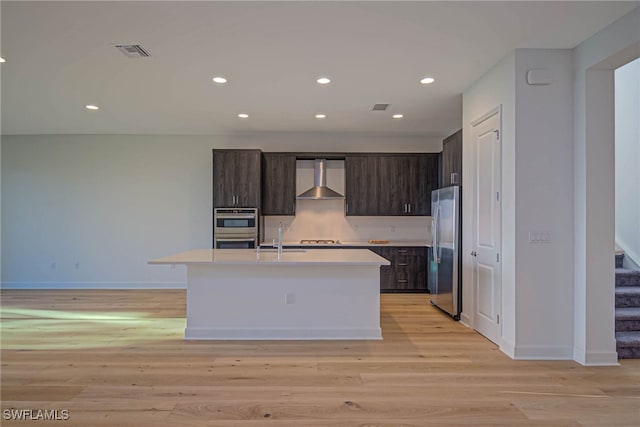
[115, 44, 151, 58]
[372, 103, 390, 111]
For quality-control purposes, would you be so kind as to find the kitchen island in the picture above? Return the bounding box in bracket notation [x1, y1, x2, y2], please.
[149, 249, 390, 340]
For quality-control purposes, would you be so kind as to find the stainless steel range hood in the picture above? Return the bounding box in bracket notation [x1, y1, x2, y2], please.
[296, 159, 344, 200]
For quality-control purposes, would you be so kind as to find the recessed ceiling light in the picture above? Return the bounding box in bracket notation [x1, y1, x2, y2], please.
[420, 77, 435, 84]
[315, 114, 326, 119]
[317, 77, 331, 85]
[212, 76, 227, 84]
[237, 113, 249, 118]
[393, 114, 404, 119]
[85, 104, 99, 110]
[0, 57, 5, 63]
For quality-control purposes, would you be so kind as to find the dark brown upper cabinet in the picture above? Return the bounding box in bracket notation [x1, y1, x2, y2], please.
[212, 149, 262, 208]
[345, 154, 438, 216]
[441, 129, 462, 187]
[262, 153, 296, 215]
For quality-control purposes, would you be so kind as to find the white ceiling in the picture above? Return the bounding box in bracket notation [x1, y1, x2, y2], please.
[1, 1, 638, 138]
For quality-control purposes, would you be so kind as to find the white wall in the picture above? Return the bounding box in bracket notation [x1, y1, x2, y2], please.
[615, 58, 640, 267]
[513, 49, 574, 359]
[462, 52, 516, 351]
[572, 6, 640, 365]
[1, 133, 440, 288]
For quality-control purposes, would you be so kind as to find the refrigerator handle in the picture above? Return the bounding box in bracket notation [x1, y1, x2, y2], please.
[433, 205, 441, 263]
[431, 216, 437, 262]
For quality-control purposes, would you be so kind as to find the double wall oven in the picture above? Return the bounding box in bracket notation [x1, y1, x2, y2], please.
[213, 208, 258, 249]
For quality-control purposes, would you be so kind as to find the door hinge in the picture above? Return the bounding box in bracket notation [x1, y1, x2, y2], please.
[497, 314, 500, 324]
[494, 130, 500, 139]
[496, 191, 500, 202]
[496, 253, 500, 263]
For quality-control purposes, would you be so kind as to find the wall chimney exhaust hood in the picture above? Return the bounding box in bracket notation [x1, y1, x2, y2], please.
[296, 159, 345, 200]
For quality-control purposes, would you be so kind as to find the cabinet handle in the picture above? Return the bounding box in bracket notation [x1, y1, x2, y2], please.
[292, 202, 295, 213]
[398, 249, 408, 253]
[397, 263, 408, 266]
[398, 280, 408, 283]
[403, 203, 407, 213]
[346, 203, 349, 214]
[408, 204, 412, 213]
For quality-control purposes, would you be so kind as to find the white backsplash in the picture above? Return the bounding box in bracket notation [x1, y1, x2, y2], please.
[263, 199, 431, 243]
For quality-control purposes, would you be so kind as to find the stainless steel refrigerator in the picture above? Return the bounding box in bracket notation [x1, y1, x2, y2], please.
[429, 186, 462, 320]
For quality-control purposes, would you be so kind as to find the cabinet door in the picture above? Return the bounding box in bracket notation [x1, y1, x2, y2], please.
[410, 154, 439, 216]
[213, 150, 237, 207]
[442, 129, 462, 187]
[262, 154, 296, 215]
[345, 156, 381, 215]
[233, 150, 261, 208]
[379, 156, 407, 215]
[407, 247, 428, 291]
[347, 154, 438, 217]
[213, 150, 261, 208]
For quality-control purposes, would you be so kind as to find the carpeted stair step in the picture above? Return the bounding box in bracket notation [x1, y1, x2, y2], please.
[616, 331, 640, 359]
[615, 307, 640, 332]
[615, 253, 624, 268]
[616, 286, 640, 307]
[615, 268, 640, 287]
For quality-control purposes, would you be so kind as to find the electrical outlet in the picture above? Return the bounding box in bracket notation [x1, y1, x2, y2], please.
[285, 292, 295, 304]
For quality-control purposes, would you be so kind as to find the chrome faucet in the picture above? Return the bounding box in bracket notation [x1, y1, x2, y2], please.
[277, 221, 283, 257]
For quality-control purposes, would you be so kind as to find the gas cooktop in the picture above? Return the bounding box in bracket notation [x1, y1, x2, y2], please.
[300, 239, 341, 245]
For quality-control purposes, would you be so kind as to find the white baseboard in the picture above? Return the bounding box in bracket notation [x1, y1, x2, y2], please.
[512, 344, 574, 360]
[500, 338, 516, 358]
[1, 282, 186, 289]
[573, 347, 620, 366]
[459, 312, 472, 328]
[185, 327, 383, 340]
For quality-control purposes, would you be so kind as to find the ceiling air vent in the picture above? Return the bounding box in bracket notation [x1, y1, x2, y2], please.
[115, 44, 151, 58]
[372, 103, 390, 111]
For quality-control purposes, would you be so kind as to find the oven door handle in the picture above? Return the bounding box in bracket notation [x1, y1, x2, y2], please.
[216, 215, 257, 220]
[215, 238, 256, 242]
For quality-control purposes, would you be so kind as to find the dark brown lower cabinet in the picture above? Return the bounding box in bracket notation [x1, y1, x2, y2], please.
[370, 247, 429, 293]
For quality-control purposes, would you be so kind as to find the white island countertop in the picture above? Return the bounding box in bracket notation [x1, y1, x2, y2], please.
[149, 248, 390, 266]
[260, 240, 432, 247]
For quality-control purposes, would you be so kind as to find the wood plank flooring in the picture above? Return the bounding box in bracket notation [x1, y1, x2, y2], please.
[1, 290, 638, 426]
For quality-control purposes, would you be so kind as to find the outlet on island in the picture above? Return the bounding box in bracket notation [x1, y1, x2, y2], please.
[285, 292, 296, 305]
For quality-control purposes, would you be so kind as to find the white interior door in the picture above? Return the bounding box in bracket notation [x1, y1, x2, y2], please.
[472, 110, 502, 344]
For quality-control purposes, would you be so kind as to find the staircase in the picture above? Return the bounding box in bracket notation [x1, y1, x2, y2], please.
[615, 250, 640, 359]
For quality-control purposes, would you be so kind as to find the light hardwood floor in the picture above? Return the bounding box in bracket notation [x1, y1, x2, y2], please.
[1, 290, 638, 426]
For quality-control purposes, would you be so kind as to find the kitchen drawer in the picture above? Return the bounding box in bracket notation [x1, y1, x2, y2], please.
[370, 246, 428, 293]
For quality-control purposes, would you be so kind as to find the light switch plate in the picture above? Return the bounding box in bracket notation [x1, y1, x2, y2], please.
[529, 231, 551, 243]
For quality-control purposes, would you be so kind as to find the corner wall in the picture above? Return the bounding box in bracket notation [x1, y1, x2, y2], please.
[463, 49, 575, 360]
[462, 52, 516, 350]
[615, 58, 640, 267]
[572, 6, 640, 365]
